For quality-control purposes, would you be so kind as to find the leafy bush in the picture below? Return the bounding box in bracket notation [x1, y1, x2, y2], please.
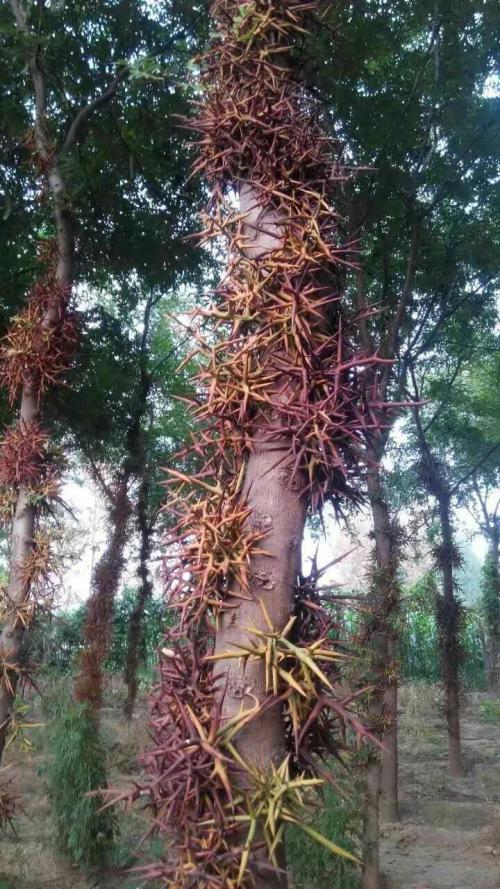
[398, 573, 486, 689]
[46, 692, 115, 866]
[287, 787, 360, 889]
[479, 698, 500, 723]
[28, 587, 169, 674]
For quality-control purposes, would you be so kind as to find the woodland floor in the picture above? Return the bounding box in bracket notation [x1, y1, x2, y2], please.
[380, 684, 500, 889]
[0, 681, 499, 889]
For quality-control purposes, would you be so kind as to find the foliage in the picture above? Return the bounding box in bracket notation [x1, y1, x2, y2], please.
[481, 550, 499, 643]
[287, 786, 360, 889]
[46, 692, 115, 866]
[479, 698, 500, 724]
[399, 573, 485, 689]
[28, 588, 169, 675]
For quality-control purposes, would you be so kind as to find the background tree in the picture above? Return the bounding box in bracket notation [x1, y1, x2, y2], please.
[305, 2, 499, 881]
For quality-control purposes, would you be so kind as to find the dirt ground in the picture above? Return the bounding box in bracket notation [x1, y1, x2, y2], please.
[1, 683, 499, 889]
[380, 685, 500, 889]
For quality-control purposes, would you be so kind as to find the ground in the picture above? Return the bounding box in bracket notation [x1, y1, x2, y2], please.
[1, 681, 499, 888]
[380, 684, 500, 889]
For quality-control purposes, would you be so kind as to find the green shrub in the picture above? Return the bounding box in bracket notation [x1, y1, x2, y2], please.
[46, 693, 115, 866]
[287, 787, 360, 889]
[479, 698, 500, 723]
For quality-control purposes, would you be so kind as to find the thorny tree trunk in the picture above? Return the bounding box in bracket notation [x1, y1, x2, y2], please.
[484, 523, 499, 690]
[0, 11, 75, 759]
[437, 491, 464, 777]
[82, 293, 152, 717]
[380, 638, 398, 822]
[215, 442, 306, 889]
[124, 470, 153, 719]
[74, 475, 132, 713]
[347, 218, 419, 887]
[122, 300, 154, 719]
[413, 397, 465, 777]
[212, 193, 304, 889]
[362, 452, 399, 889]
[1, 0, 127, 761]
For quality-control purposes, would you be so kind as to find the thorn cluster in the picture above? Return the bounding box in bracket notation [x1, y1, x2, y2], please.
[0, 275, 76, 406]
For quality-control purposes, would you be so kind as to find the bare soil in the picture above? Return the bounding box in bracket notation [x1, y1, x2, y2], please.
[0, 690, 148, 889]
[380, 686, 500, 889]
[1, 683, 499, 888]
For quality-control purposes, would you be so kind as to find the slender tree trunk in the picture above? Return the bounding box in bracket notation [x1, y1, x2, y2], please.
[412, 399, 464, 777]
[74, 475, 132, 713]
[380, 641, 399, 822]
[0, 90, 75, 763]
[437, 492, 464, 777]
[362, 760, 382, 889]
[362, 453, 399, 888]
[485, 524, 499, 690]
[124, 471, 153, 719]
[1, 0, 126, 763]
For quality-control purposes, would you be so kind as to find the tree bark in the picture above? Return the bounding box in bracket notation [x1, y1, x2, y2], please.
[361, 452, 399, 888]
[0, 32, 75, 760]
[74, 475, 132, 712]
[437, 492, 464, 777]
[210, 185, 304, 888]
[484, 522, 499, 690]
[215, 440, 306, 889]
[123, 471, 153, 719]
[380, 642, 399, 823]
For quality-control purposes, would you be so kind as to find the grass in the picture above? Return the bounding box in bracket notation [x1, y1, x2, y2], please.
[46, 690, 116, 867]
[479, 698, 500, 723]
[287, 786, 360, 889]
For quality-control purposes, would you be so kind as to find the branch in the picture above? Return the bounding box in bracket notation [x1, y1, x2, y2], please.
[9, 0, 49, 157]
[451, 441, 500, 496]
[8, 0, 26, 29]
[150, 331, 193, 378]
[84, 451, 116, 506]
[60, 67, 130, 155]
[423, 356, 464, 434]
[471, 479, 493, 533]
[378, 223, 420, 399]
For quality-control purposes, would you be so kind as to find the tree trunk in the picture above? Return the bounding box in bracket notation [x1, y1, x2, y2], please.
[74, 475, 132, 712]
[124, 471, 153, 719]
[437, 492, 464, 777]
[209, 179, 304, 888]
[380, 643, 399, 823]
[0, 167, 74, 761]
[485, 523, 499, 690]
[361, 455, 399, 888]
[215, 444, 306, 889]
[151, 7, 381, 885]
[362, 759, 382, 889]
[2, 0, 125, 762]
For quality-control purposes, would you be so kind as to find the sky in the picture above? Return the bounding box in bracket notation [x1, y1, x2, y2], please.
[58, 473, 489, 610]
